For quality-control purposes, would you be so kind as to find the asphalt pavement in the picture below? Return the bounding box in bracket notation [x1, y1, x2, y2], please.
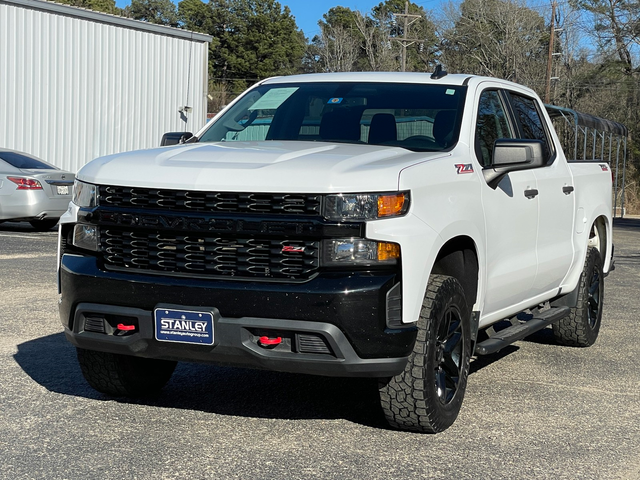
[0, 219, 638, 479]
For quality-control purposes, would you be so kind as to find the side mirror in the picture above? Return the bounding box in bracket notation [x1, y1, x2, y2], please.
[483, 139, 547, 189]
[160, 132, 194, 146]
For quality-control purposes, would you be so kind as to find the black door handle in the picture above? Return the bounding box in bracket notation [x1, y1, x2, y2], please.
[563, 186, 574, 194]
[524, 189, 539, 199]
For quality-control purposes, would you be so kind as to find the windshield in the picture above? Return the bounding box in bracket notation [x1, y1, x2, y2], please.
[199, 82, 467, 152]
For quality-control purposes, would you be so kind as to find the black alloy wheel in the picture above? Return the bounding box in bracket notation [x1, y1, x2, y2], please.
[434, 304, 465, 406]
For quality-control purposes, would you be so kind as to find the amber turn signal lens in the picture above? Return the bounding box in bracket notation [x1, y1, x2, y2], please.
[378, 242, 400, 261]
[378, 194, 406, 217]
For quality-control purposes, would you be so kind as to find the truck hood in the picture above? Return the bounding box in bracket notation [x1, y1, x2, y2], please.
[78, 141, 445, 193]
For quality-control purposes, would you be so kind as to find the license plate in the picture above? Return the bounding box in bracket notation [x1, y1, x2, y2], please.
[56, 185, 69, 195]
[154, 308, 214, 345]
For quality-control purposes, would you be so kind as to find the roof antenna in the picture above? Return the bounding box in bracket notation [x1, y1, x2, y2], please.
[431, 65, 448, 80]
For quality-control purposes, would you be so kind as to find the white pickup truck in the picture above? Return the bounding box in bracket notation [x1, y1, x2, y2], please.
[58, 71, 614, 433]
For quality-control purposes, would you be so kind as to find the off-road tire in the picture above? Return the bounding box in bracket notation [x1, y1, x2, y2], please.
[553, 247, 604, 347]
[77, 348, 177, 397]
[379, 275, 471, 433]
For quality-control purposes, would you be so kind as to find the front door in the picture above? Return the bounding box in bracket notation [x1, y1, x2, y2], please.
[475, 88, 539, 317]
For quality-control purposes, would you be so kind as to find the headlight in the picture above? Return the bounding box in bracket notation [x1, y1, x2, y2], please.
[323, 239, 400, 266]
[323, 192, 409, 221]
[72, 224, 99, 251]
[72, 180, 97, 208]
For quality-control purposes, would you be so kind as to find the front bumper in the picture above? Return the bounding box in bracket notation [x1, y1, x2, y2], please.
[59, 254, 416, 377]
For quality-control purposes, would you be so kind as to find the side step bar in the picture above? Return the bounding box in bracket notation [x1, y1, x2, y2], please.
[475, 306, 570, 355]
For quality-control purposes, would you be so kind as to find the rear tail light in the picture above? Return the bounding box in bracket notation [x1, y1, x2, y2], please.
[7, 176, 43, 190]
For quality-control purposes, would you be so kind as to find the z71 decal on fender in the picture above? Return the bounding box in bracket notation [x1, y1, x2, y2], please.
[455, 164, 474, 174]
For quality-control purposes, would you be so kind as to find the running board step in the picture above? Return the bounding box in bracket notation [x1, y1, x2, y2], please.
[475, 306, 570, 355]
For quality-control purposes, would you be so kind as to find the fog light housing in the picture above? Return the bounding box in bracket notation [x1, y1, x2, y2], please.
[72, 224, 99, 251]
[323, 239, 400, 266]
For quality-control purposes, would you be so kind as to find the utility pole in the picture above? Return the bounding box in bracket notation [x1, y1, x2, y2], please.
[544, 0, 557, 104]
[390, 2, 423, 72]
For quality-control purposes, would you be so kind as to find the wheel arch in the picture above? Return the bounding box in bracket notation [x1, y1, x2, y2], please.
[590, 215, 609, 265]
[561, 210, 613, 296]
[580, 211, 612, 275]
[431, 235, 479, 308]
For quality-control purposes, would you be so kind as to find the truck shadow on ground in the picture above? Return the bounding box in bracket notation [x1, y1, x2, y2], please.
[15, 331, 521, 429]
[14, 332, 388, 428]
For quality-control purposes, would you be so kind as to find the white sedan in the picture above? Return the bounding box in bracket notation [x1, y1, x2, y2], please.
[0, 148, 75, 230]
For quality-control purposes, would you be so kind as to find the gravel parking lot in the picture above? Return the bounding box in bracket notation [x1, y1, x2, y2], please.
[1, 220, 639, 479]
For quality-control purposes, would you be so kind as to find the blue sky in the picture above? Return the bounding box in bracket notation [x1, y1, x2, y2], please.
[114, 0, 438, 40]
[276, 0, 383, 39]
[273, 0, 445, 39]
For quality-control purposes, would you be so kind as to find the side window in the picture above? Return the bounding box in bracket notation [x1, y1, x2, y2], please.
[508, 93, 554, 162]
[475, 90, 514, 166]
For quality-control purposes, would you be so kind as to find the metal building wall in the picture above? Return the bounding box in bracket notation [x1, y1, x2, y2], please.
[0, 0, 210, 173]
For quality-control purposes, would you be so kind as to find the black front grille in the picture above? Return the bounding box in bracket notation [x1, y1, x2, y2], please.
[100, 228, 319, 280]
[99, 186, 322, 216]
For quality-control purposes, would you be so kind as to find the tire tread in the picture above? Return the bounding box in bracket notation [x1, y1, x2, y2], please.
[553, 248, 603, 347]
[379, 275, 470, 433]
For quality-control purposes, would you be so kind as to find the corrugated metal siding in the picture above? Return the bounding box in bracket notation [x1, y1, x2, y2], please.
[0, 2, 209, 172]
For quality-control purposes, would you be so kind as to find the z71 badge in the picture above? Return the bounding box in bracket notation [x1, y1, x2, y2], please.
[455, 164, 474, 174]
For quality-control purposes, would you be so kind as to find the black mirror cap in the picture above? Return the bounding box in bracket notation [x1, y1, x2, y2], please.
[483, 139, 547, 189]
[160, 132, 194, 146]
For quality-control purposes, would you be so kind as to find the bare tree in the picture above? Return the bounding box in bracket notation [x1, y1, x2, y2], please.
[314, 18, 361, 72]
[353, 10, 398, 71]
[438, 0, 548, 90]
[572, 0, 639, 73]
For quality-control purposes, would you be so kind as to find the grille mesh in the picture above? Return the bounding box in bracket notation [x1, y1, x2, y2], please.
[99, 186, 322, 216]
[100, 229, 319, 279]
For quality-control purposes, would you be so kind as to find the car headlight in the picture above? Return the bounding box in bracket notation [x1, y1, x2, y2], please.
[323, 239, 400, 266]
[72, 179, 97, 208]
[323, 192, 409, 221]
[72, 224, 100, 251]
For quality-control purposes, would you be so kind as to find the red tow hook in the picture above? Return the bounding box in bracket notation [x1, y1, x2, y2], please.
[258, 336, 282, 348]
[115, 323, 136, 335]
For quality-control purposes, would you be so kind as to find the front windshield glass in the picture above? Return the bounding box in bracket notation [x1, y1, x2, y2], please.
[199, 82, 467, 152]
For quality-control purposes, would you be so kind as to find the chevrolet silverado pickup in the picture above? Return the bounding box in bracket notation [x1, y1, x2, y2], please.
[58, 70, 614, 433]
